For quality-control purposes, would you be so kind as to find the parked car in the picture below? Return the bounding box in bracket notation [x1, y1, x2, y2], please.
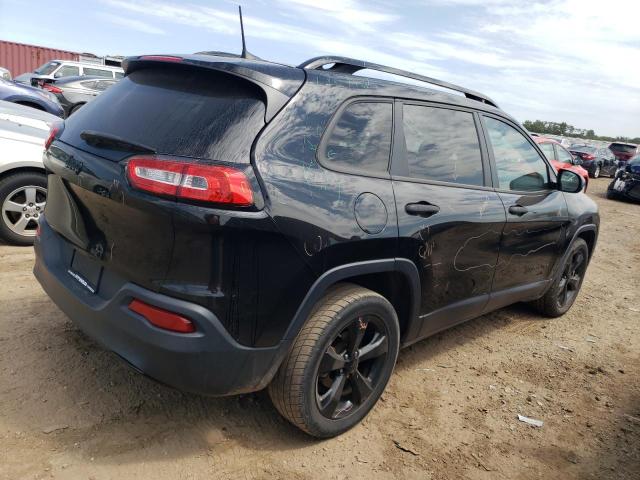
[534, 136, 589, 190]
[607, 155, 640, 202]
[34, 53, 598, 438]
[609, 142, 639, 163]
[0, 67, 11, 80]
[14, 60, 124, 86]
[0, 78, 64, 117]
[568, 145, 618, 178]
[43, 76, 118, 117]
[0, 101, 59, 244]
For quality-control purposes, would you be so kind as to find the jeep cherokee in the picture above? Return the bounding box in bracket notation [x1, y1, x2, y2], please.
[34, 54, 599, 438]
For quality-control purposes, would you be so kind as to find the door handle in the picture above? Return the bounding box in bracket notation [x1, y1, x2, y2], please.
[405, 203, 440, 216]
[508, 205, 528, 216]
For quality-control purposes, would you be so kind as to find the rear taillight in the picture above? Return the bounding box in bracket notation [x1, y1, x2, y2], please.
[582, 154, 595, 160]
[126, 156, 253, 206]
[45, 122, 63, 150]
[43, 84, 62, 94]
[129, 299, 196, 333]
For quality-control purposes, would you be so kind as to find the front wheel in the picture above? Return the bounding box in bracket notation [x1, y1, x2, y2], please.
[0, 172, 47, 245]
[591, 165, 601, 178]
[532, 238, 588, 317]
[269, 284, 400, 438]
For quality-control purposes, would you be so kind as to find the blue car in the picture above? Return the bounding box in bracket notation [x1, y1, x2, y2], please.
[0, 78, 63, 117]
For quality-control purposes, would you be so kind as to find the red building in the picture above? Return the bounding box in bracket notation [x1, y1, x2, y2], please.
[0, 40, 80, 77]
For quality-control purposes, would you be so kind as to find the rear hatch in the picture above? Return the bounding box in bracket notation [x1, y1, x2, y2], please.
[609, 143, 637, 161]
[44, 60, 279, 293]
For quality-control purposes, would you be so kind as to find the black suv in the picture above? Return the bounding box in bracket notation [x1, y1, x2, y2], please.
[34, 54, 599, 438]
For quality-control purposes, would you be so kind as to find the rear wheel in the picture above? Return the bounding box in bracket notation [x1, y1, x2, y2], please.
[533, 238, 588, 317]
[269, 284, 399, 438]
[591, 165, 601, 178]
[0, 172, 47, 245]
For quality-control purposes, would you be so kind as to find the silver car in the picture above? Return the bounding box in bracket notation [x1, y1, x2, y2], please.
[0, 100, 58, 245]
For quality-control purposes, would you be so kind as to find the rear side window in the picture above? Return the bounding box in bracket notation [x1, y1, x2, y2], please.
[115, 72, 124, 79]
[539, 142, 555, 160]
[484, 117, 550, 192]
[83, 67, 113, 78]
[61, 67, 266, 163]
[402, 105, 483, 186]
[321, 102, 392, 173]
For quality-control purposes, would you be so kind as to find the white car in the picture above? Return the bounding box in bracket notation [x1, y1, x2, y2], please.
[0, 100, 58, 245]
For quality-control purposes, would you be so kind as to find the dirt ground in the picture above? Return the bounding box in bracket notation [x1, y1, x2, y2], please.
[0, 177, 638, 480]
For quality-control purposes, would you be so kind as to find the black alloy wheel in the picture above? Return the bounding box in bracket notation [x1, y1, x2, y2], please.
[269, 283, 400, 438]
[316, 314, 389, 419]
[556, 248, 586, 309]
[532, 238, 589, 317]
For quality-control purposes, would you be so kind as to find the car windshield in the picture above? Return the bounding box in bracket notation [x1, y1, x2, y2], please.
[610, 143, 637, 154]
[629, 155, 640, 166]
[34, 61, 60, 75]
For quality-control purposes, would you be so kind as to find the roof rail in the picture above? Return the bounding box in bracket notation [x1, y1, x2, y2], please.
[299, 56, 498, 108]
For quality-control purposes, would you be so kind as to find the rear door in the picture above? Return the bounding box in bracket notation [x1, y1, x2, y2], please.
[392, 101, 505, 339]
[480, 115, 568, 305]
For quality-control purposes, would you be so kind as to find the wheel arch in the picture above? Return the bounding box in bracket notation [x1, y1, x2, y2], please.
[0, 165, 46, 182]
[257, 259, 421, 390]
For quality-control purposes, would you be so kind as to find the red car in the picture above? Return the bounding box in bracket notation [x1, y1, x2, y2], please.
[534, 137, 589, 191]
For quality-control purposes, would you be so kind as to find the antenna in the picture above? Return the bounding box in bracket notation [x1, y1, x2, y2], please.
[238, 5, 260, 60]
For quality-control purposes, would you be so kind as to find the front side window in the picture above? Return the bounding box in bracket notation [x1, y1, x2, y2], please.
[54, 65, 80, 78]
[556, 145, 574, 164]
[115, 71, 124, 79]
[322, 102, 392, 173]
[402, 105, 484, 186]
[484, 117, 550, 191]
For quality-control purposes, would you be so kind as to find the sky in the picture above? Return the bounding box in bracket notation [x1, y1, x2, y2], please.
[1, 0, 638, 138]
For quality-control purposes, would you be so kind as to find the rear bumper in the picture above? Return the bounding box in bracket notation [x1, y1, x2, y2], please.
[33, 218, 281, 396]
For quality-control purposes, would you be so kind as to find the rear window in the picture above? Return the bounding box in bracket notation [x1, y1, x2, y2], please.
[34, 61, 60, 75]
[61, 67, 266, 163]
[609, 143, 637, 154]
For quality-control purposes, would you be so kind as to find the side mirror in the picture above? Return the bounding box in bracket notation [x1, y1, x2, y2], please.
[557, 169, 583, 193]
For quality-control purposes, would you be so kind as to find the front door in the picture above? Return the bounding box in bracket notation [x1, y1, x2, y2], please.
[481, 115, 568, 306]
[392, 102, 505, 340]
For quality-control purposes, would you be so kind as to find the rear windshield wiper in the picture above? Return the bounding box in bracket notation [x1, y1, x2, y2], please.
[80, 130, 156, 154]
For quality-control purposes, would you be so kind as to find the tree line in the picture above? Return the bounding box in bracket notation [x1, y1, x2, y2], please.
[523, 120, 640, 144]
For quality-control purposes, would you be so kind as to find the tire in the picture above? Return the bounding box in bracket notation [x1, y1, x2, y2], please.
[591, 165, 601, 178]
[606, 188, 617, 200]
[268, 283, 400, 438]
[532, 238, 588, 317]
[0, 172, 47, 246]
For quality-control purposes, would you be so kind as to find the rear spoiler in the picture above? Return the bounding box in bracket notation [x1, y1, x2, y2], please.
[123, 54, 305, 122]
